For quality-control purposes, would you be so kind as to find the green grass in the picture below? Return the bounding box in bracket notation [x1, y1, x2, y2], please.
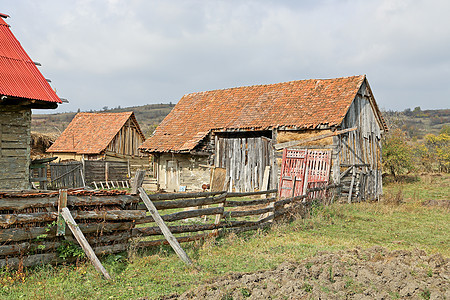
[1, 174, 449, 299]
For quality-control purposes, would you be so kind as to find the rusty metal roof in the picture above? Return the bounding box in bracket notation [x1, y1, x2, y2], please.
[0, 15, 61, 104]
[48, 112, 145, 155]
[140, 75, 375, 153]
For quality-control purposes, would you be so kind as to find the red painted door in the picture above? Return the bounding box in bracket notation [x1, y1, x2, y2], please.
[279, 149, 332, 198]
[278, 149, 308, 198]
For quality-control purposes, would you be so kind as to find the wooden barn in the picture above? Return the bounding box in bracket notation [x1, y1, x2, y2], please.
[139, 75, 388, 200]
[0, 13, 62, 190]
[47, 112, 146, 162]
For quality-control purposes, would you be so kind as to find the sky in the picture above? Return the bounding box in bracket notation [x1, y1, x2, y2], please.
[2, 0, 449, 113]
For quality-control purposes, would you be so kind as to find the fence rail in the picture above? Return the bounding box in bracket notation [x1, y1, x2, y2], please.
[0, 184, 339, 268]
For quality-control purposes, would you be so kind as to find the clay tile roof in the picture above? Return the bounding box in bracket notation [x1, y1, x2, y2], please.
[48, 112, 144, 154]
[0, 15, 61, 104]
[140, 75, 372, 153]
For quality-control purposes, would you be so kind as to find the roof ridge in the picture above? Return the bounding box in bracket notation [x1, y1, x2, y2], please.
[184, 75, 365, 97]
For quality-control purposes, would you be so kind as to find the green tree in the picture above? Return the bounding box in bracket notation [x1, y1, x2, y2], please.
[382, 129, 414, 179]
[425, 133, 450, 173]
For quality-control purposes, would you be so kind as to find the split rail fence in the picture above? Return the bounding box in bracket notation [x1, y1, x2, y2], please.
[0, 183, 339, 269]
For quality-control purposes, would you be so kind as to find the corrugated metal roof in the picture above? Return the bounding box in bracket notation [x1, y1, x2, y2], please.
[0, 15, 61, 104]
[139, 75, 372, 153]
[47, 112, 145, 154]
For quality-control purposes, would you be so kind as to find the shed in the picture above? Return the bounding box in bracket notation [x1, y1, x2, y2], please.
[47, 112, 146, 162]
[139, 75, 388, 200]
[0, 13, 62, 190]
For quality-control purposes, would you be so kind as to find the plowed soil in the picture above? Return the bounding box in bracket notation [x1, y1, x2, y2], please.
[171, 247, 449, 299]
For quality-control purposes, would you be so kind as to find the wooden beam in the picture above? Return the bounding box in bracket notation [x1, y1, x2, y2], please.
[60, 207, 112, 280]
[138, 187, 192, 265]
[274, 127, 357, 150]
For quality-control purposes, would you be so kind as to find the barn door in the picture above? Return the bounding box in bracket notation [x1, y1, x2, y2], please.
[279, 149, 331, 198]
[215, 136, 271, 192]
[278, 149, 308, 198]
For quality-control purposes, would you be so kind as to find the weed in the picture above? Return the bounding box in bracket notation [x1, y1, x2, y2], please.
[302, 282, 313, 292]
[328, 266, 335, 283]
[305, 262, 313, 269]
[56, 240, 85, 260]
[427, 269, 433, 277]
[420, 288, 431, 300]
[240, 287, 251, 297]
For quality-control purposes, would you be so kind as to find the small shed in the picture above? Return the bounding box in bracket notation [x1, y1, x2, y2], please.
[47, 112, 146, 162]
[139, 75, 388, 200]
[0, 13, 62, 190]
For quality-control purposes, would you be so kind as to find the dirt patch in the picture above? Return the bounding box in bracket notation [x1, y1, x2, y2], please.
[170, 247, 449, 299]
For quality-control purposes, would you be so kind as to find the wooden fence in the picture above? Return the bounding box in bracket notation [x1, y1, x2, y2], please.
[0, 183, 339, 269]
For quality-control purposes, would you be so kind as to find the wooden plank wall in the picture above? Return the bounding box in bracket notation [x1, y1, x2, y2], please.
[106, 119, 145, 157]
[215, 137, 272, 192]
[84, 160, 129, 184]
[0, 106, 31, 190]
[338, 81, 383, 200]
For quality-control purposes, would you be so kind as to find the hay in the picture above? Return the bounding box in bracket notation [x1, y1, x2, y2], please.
[276, 129, 333, 146]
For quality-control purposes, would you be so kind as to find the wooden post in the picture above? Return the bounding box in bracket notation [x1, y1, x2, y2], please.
[56, 189, 67, 236]
[60, 207, 112, 280]
[138, 187, 192, 265]
[105, 162, 109, 182]
[213, 178, 230, 233]
[131, 170, 146, 195]
[348, 166, 356, 204]
[80, 158, 86, 187]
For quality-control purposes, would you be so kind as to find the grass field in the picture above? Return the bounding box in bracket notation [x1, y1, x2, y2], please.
[1, 174, 449, 299]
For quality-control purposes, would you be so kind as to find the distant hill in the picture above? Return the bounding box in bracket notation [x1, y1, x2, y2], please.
[32, 104, 449, 141]
[382, 107, 450, 139]
[31, 103, 175, 138]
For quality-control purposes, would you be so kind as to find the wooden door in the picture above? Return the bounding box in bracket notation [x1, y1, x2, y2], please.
[215, 136, 271, 192]
[166, 160, 179, 192]
[278, 149, 308, 198]
[279, 149, 331, 198]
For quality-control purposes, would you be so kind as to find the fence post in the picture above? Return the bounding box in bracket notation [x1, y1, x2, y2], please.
[131, 170, 146, 195]
[138, 187, 192, 265]
[56, 189, 67, 236]
[60, 207, 112, 280]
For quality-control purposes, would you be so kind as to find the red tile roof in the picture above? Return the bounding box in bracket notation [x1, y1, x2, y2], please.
[140, 75, 378, 153]
[48, 112, 144, 154]
[0, 15, 61, 104]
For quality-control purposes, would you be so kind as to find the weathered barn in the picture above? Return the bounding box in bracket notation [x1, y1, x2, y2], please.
[47, 112, 146, 162]
[0, 13, 62, 190]
[139, 75, 387, 200]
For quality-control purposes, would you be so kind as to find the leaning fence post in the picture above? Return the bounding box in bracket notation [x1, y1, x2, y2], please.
[131, 170, 146, 195]
[60, 207, 112, 280]
[138, 187, 192, 265]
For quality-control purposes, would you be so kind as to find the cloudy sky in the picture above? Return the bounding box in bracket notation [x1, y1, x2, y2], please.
[2, 0, 449, 113]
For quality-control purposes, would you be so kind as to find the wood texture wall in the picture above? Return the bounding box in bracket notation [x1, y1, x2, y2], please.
[0, 105, 31, 190]
[335, 81, 383, 199]
[106, 119, 145, 157]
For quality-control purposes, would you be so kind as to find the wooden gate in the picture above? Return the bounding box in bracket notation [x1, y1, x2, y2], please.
[279, 149, 331, 198]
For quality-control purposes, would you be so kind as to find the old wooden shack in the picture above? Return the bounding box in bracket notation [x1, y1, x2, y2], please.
[0, 13, 62, 190]
[47, 112, 146, 162]
[139, 75, 388, 200]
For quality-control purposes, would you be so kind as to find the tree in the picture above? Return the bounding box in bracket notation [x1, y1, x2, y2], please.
[425, 133, 450, 173]
[382, 129, 414, 179]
